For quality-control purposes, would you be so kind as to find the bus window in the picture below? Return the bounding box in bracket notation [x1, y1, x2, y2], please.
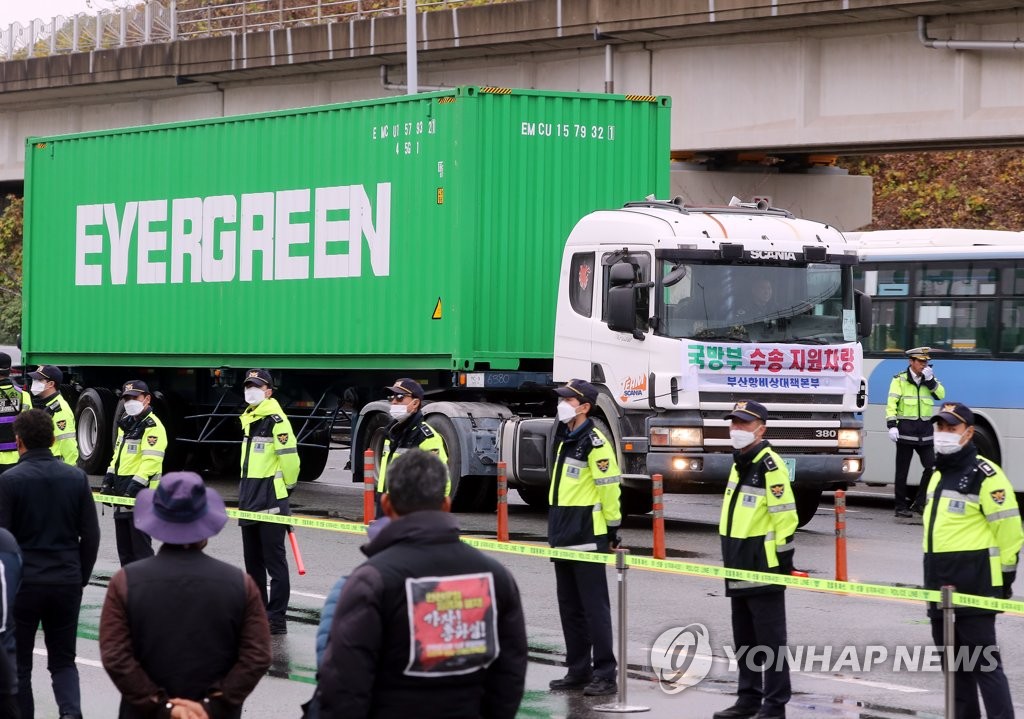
[866, 299, 909, 353]
[1001, 300, 1024, 354]
[914, 300, 995, 354]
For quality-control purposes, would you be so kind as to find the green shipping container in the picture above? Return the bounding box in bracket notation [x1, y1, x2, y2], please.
[24, 86, 670, 371]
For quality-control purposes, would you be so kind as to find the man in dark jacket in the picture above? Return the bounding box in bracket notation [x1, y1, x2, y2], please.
[99, 471, 272, 719]
[0, 527, 20, 718]
[0, 409, 100, 719]
[318, 449, 527, 719]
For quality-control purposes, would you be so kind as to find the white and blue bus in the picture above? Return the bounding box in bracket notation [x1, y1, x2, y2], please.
[851, 229, 1024, 490]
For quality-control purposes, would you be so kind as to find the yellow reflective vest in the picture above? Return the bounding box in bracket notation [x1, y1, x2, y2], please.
[0, 380, 30, 467]
[922, 449, 1023, 616]
[719, 442, 797, 596]
[239, 397, 300, 516]
[377, 412, 450, 496]
[107, 409, 167, 514]
[887, 369, 945, 443]
[35, 393, 78, 466]
[547, 420, 621, 551]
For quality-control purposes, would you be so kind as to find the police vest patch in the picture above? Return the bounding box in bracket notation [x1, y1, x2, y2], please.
[277, 433, 289, 444]
[770, 484, 785, 499]
[590, 431, 605, 447]
[56, 419, 66, 431]
[271, 414, 284, 423]
[147, 435, 158, 446]
[977, 460, 997, 477]
[596, 458, 610, 472]
[991, 489, 1007, 505]
[762, 455, 778, 472]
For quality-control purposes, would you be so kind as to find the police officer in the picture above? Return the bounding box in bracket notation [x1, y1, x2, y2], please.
[27, 364, 78, 466]
[0, 352, 30, 473]
[377, 378, 449, 500]
[547, 379, 621, 698]
[239, 369, 300, 635]
[714, 400, 797, 719]
[922, 402, 1022, 719]
[887, 347, 945, 517]
[99, 380, 167, 566]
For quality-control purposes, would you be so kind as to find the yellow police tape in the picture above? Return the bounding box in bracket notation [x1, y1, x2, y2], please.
[95, 492, 1024, 616]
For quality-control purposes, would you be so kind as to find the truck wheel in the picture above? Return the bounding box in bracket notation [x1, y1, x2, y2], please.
[620, 486, 653, 516]
[426, 415, 470, 511]
[356, 411, 391, 484]
[794, 487, 822, 528]
[76, 387, 116, 474]
[298, 429, 329, 482]
[516, 486, 549, 509]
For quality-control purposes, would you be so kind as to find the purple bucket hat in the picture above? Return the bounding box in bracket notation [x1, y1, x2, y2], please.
[134, 471, 228, 544]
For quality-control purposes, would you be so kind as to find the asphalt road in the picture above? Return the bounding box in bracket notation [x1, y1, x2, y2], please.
[31, 451, 1023, 718]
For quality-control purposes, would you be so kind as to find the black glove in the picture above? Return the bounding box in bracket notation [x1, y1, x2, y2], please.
[124, 479, 147, 499]
[608, 527, 622, 550]
[1003, 570, 1016, 599]
[778, 551, 795, 575]
[99, 473, 116, 496]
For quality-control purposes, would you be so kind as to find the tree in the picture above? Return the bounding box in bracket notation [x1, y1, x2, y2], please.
[0, 197, 22, 345]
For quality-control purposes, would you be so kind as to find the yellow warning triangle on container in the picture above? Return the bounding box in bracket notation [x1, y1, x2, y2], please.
[432, 297, 443, 320]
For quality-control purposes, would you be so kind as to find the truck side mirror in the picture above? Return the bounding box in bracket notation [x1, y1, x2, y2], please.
[607, 262, 642, 339]
[855, 290, 872, 339]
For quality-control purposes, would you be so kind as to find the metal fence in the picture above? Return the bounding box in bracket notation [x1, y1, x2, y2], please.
[0, 0, 501, 61]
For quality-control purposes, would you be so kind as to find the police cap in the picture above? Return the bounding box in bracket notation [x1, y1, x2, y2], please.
[28, 365, 62, 385]
[554, 379, 599, 406]
[931, 402, 975, 427]
[243, 369, 273, 388]
[905, 346, 932, 361]
[122, 380, 150, 397]
[384, 378, 424, 400]
[724, 400, 769, 423]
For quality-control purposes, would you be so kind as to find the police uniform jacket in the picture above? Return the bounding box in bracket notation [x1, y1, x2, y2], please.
[0, 379, 30, 467]
[922, 443, 1023, 617]
[719, 441, 798, 597]
[886, 368, 945, 444]
[33, 393, 79, 466]
[547, 418, 621, 551]
[238, 397, 299, 520]
[377, 410, 450, 496]
[107, 408, 167, 515]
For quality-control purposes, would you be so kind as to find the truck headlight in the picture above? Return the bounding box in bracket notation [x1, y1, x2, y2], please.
[651, 427, 703, 447]
[837, 429, 861, 448]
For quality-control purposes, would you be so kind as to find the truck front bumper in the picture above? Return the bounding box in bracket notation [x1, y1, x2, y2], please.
[646, 451, 863, 491]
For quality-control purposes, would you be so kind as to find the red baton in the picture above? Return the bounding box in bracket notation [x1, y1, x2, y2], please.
[287, 526, 306, 576]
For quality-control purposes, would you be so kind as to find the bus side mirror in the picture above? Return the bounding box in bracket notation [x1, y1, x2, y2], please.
[855, 290, 872, 339]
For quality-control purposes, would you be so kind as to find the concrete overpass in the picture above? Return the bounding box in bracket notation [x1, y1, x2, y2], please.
[2, 0, 1024, 229]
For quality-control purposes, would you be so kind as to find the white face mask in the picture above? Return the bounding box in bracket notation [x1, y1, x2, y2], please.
[29, 380, 46, 396]
[933, 430, 965, 455]
[557, 400, 578, 424]
[123, 399, 144, 417]
[730, 429, 758, 450]
[389, 403, 409, 420]
[244, 387, 266, 406]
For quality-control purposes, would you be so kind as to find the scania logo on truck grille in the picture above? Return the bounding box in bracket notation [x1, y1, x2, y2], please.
[73, 183, 391, 286]
[747, 250, 797, 261]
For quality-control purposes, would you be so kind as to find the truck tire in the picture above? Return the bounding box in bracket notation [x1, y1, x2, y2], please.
[425, 414, 472, 511]
[794, 487, 822, 528]
[517, 486, 550, 509]
[358, 411, 391, 483]
[76, 387, 117, 474]
[298, 428, 329, 482]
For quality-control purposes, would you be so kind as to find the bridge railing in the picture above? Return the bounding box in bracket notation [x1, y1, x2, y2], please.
[0, 0, 503, 61]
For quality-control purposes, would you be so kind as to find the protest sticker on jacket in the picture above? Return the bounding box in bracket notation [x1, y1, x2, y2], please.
[404, 572, 499, 677]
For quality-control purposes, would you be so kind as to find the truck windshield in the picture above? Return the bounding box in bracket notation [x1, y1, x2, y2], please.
[657, 261, 849, 344]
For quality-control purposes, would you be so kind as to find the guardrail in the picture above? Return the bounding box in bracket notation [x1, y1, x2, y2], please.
[0, 0, 507, 61]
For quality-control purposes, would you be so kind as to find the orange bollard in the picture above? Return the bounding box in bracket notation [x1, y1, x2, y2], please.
[497, 461, 509, 542]
[834, 489, 848, 581]
[652, 473, 665, 559]
[363, 449, 376, 525]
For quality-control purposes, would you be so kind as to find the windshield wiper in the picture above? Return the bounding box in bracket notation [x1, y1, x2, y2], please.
[777, 337, 832, 345]
[690, 328, 751, 342]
